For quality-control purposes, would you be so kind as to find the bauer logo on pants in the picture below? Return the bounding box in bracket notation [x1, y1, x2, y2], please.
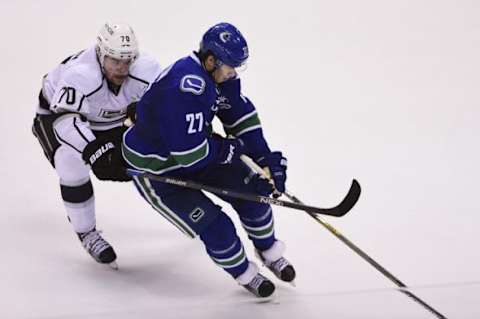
[189, 207, 205, 223]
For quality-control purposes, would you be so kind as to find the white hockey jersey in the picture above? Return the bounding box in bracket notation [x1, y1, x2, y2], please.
[36, 45, 162, 152]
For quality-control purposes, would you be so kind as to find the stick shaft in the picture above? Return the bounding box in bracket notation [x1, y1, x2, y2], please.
[126, 169, 342, 216]
[307, 209, 447, 319]
[241, 156, 447, 318]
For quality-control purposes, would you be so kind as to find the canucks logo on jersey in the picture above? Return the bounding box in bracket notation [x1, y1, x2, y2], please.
[180, 75, 205, 95]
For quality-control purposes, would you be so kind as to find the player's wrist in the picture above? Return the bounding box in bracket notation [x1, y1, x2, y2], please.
[209, 135, 246, 165]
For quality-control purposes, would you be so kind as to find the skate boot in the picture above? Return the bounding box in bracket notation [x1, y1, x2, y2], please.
[78, 228, 117, 269]
[236, 262, 275, 298]
[256, 240, 296, 283]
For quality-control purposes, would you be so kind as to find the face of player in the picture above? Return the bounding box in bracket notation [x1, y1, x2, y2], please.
[103, 56, 132, 86]
[203, 55, 240, 84]
[212, 63, 237, 84]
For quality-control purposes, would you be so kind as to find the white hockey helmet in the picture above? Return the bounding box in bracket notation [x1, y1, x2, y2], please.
[96, 22, 139, 67]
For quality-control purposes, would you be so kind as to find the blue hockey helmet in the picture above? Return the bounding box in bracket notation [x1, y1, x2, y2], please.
[199, 22, 249, 68]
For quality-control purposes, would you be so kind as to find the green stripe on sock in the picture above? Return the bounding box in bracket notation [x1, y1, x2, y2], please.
[243, 219, 274, 239]
[211, 247, 246, 269]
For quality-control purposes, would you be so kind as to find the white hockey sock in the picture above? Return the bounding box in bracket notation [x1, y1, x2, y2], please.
[260, 240, 286, 263]
[236, 261, 259, 285]
[64, 196, 96, 233]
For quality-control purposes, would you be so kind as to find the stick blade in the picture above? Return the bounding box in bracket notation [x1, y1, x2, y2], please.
[327, 179, 361, 217]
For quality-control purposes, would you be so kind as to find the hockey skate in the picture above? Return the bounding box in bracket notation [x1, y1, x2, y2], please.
[236, 262, 275, 298]
[256, 241, 296, 284]
[78, 228, 118, 269]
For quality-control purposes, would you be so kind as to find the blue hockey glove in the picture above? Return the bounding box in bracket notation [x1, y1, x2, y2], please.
[251, 174, 275, 196]
[211, 134, 246, 165]
[241, 166, 274, 196]
[257, 151, 288, 194]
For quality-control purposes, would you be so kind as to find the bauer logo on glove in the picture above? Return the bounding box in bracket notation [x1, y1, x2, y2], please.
[82, 137, 131, 182]
[88, 142, 115, 165]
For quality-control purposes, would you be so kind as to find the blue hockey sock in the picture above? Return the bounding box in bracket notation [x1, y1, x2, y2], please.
[200, 213, 249, 278]
[240, 207, 276, 251]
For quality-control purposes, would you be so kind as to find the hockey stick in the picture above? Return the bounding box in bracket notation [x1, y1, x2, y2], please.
[126, 169, 352, 217]
[240, 156, 361, 217]
[240, 156, 447, 319]
[291, 197, 447, 318]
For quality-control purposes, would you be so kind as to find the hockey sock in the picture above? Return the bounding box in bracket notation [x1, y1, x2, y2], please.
[61, 179, 96, 233]
[200, 213, 249, 278]
[240, 207, 276, 251]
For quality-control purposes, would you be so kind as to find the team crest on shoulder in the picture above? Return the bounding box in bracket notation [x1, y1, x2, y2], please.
[180, 75, 205, 95]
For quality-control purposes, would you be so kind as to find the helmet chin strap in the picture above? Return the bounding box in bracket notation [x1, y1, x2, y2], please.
[95, 46, 107, 73]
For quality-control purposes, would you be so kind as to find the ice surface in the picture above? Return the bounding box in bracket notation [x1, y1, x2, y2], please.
[1, 1, 479, 318]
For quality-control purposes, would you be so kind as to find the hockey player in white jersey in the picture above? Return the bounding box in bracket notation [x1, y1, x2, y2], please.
[32, 22, 162, 267]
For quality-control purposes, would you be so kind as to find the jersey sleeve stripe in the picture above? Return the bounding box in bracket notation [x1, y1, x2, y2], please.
[223, 112, 261, 137]
[234, 124, 262, 137]
[122, 127, 182, 174]
[123, 139, 209, 172]
[222, 110, 258, 129]
[122, 143, 181, 174]
[170, 139, 209, 167]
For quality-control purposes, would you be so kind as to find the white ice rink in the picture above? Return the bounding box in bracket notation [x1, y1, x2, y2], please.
[1, 0, 479, 318]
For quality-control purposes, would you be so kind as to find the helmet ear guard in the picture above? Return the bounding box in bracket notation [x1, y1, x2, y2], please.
[96, 22, 139, 68]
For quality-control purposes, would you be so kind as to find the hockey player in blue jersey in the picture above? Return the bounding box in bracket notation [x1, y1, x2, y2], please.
[122, 22, 295, 298]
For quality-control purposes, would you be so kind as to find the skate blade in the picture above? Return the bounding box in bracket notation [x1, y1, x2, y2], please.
[107, 261, 119, 270]
[255, 292, 278, 304]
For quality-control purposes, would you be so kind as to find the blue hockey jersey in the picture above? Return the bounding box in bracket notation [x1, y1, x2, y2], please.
[122, 53, 271, 176]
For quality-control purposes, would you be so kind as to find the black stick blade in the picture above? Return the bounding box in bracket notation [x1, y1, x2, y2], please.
[331, 179, 361, 216]
[303, 179, 361, 217]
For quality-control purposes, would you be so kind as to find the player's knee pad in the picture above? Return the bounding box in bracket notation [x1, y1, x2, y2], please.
[200, 212, 238, 251]
[60, 178, 93, 204]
